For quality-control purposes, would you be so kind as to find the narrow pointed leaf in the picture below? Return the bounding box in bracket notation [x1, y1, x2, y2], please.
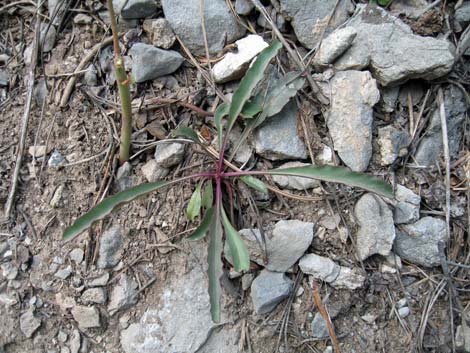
[208, 206, 223, 322]
[263, 72, 305, 118]
[227, 41, 282, 133]
[187, 185, 202, 221]
[187, 207, 213, 241]
[221, 208, 250, 272]
[201, 181, 213, 209]
[240, 100, 263, 118]
[214, 102, 230, 149]
[240, 175, 268, 194]
[63, 179, 182, 242]
[171, 126, 202, 143]
[263, 166, 394, 198]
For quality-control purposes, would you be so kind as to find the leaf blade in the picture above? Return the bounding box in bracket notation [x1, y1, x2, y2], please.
[187, 207, 213, 241]
[201, 181, 213, 209]
[264, 166, 394, 198]
[186, 185, 202, 221]
[171, 126, 202, 143]
[214, 102, 230, 149]
[240, 175, 268, 194]
[221, 208, 250, 272]
[208, 205, 223, 322]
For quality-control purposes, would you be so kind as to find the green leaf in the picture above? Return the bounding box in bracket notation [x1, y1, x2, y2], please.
[227, 41, 282, 134]
[240, 100, 263, 118]
[186, 185, 202, 221]
[63, 179, 182, 242]
[240, 175, 268, 194]
[263, 72, 305, 118]
[221, 208, 250, 272]
[171, 126, 202, 143]
[187, 207, 213, 241]
[201, 181, 213, 209]
[208, 205, 223, 322]
[263, 165, 394, 199]
[214, 102, 230, 149]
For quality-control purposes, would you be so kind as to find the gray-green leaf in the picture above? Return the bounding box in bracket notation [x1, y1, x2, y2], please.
[187, 185, 202, 221]
[221, 208, 250, 272]
[208, 205, 223, 322]
[240, 175, 268, 194]
[187, 207, 213, 241]
[201, 182, 213, 209]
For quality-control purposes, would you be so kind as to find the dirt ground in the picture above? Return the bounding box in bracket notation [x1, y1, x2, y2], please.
[1, 1, 470, 353]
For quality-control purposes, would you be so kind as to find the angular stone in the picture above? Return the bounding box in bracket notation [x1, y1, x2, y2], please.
[130, 44, 184, 83]
[334, 5, 455, 86]
[97, 225, 123, 269]
[154, 142, 185, 168]
[394, 217, 447, 267]
[161, 0, 245, 55]
[455, 2, 470, 25]
[20, 309, 41, 338]
[143, 18, 176, 49]
[71, 306, 100, 329]
[250, 270, 293, 314]
[394, 185, 421, 224]
[212, 35, 268, 83]
[114, 0, 158, 19]
[272, 162, 320, 190]
[354, 193, 395, 260]
[415, 85, 466, 166]
[377, 125, 409, 166]
[108, 274, 138, 315]
[69, 248, 84, 264]
[40, 23, 57, 53]
[82, 288, 107, 305]
[235, 0, 254, 15]
[254, 101, 307, 160]
[325, 70, 380, 171]
[313, 27, 357, 67]
[141, 159, 169, 182]
[280, 0, 354, 49]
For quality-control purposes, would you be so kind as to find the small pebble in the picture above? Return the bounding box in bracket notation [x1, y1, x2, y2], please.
[398, 306, 410, 318]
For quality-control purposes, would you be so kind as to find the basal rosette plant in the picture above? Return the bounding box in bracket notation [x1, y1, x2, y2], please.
[63, 41, 394, 322]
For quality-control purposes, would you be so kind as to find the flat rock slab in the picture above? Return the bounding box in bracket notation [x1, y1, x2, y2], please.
[161, 0, 245, 55]
[250, 270, 293, 314]
[272, 162, 320, 190]
[254, 101, 307, 160]
[97, 225, 123, 269]
[325, 70, 379, 172]
[354, 193, 395, 260]
[334, 4, 455, 86]
[394, 217, 447, 267]
[280, 0, 354, 49]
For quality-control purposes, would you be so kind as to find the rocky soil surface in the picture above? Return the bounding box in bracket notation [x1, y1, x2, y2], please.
[1, 0, 470, 352]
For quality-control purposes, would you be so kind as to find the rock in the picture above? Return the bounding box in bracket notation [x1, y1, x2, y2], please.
[455, 2, 470, 25]
[69, 329, 81, 353]
[20, 309, 41, 338]
[377, 125, 409, 166]
[48, 0, 65, 25]
[315, 145, 334, 165]
[228, 126, 253, 165]
[212, 35, 268, 83]
[97, 226, 123, 269]
[57, 330, 68, 342]
[1, 262, 18, 280]
[108, 274, 138, 315]
[354, 193, 395, 260]
[142, 18, 176, 49]
[0, 292, 18, 306]
[311, 312, 330, 338]
[50, 184, 64, 208]
[48, 150, 66, 168]
[116, 162, 133, 191]
[415, 85, 466, 166]
[69, 248, 84, 264]
[154, 142, 185, 168]
[394, 217, 447, 267]
[299, 253, 365, 290]
[381, 86, 400, 113]
[71, 306, 100, 329]
[73, 14, 93, 24]
[313, 27, 357, 67]
[226, 220, 314, 272]
[129, 43, 184, 83]
[55, 293, 76, 313]
[87, 272, 110, 287]
[455, 320, 470, 353]
[161, 0, 245, 55]
[334, 5, 455, 86]
[83, 64, 98, 86]
[55, 265, 72, 280]
[0, 70, 8, 87]
[40, 23, 57, 53]
[250, 270, 293, 314]
[82, 288, 107, 305]
[235, 0, 254, 15]
[325, 70, 380, 172]
[28, 145, 49, 158]
[141, 159, 169, 182]
[242, 273, 255, 291]
[280, 0, 354, 49]
[98, 10, 139, 30]
[114, 0, 158, 19]
[398, 306, 410, 318]
[272, 162, 320, 190]
[254, 101, 307, 160]
[394, 185, 421, 224]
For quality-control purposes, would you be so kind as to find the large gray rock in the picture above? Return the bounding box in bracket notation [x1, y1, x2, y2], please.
[334, 5, 455, 86]
[272, 162, 320, 190]
[394, 185, 421, 224]
[299, 253, 365, 290]
[250, 270, 293, 314]
[455, 2, 470, 25]
[325, 70, 380, 172]
[254, 101, 307, 160]
[280, 0, 354, 49]
[354, 193, 395, 260]
[394, 217, 447, 267]
[415, 85, 467, 166]
[108, 274, 138, 315]
[161, 0, 245, 55]
[130, 44, 184, 83]
[97, 225, 123, 269]
[225, 220, 314, 272]
[113, 0, 157, 19]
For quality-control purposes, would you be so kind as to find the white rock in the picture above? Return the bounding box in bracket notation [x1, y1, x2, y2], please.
[212, 35, 268, 83]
